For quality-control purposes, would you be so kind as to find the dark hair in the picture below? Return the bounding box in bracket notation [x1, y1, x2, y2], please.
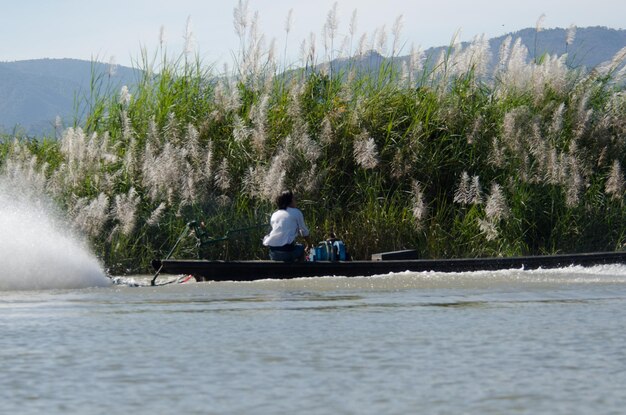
[276, 190, 294, 210]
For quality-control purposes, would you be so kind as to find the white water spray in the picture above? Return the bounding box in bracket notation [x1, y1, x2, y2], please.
[0, 178, 110, 291]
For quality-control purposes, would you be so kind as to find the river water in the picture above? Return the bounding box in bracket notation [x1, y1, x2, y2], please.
[2, 265, 626, 414]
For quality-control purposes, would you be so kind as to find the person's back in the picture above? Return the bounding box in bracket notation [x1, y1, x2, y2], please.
[263, 207, 307, 247]
[263, 190, 311, 261]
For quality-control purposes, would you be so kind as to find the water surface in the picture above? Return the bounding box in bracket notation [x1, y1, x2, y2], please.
[2, 265, 626, 414]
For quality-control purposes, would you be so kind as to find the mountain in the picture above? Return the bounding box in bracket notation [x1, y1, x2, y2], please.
[0, 27, 624, 137]
[334, 26, 626, 76]
[0, 59, 139, 137]
[492, 26, 626, 68]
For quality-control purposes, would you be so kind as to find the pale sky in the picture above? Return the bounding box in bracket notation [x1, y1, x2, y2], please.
[1, 0, 624, 68]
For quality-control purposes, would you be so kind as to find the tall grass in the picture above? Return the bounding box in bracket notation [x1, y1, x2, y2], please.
[2, 5, 626, 272]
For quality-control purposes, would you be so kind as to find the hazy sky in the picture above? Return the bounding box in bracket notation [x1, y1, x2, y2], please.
[1, 0, 624, 67]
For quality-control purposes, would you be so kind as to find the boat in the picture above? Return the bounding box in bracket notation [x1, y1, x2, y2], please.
[151, 250, 626, 283]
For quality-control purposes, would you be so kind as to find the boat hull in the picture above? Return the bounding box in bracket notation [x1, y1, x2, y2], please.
[152, 251, 626, 282]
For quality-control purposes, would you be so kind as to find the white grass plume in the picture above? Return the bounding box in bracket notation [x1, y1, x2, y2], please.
[411, 180, 428, 230]
[72, 193, 110, 237]
[485, 183, 510, 221]
[119, 85, 131, 106]
[469, 175, 483, 205]
[454, 171, 471, 205]
[146, 202, 167, 226]
[478, 218, 498, 241]
[353, 131, 379, 169]
[113, 187, 141, 236]
[215, 158, 231, 191]
[605, 160, 625, 200]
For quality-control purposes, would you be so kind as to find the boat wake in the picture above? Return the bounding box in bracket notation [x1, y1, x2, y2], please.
[0, 177, 110, 291]
[216, 263, 626, 292]
[375, 263, 626, 289]
[109, 275, 194, 287]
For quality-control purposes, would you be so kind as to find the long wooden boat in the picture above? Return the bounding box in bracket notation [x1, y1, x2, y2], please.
[151, 251, 626, 282]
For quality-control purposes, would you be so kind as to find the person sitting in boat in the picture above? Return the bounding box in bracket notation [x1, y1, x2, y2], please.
[263, 190, 311, 261]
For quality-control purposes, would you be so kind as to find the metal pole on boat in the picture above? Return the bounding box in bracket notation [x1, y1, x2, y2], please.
[150, 223, 192, 286]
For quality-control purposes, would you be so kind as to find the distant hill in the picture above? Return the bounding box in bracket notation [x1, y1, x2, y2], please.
[0, 27, 624, 137]
[0, 59, 139, 137]
[492, 26, 626, 68]
[335, 26, 626, 76]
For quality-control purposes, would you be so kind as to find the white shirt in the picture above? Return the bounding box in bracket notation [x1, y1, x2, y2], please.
[262, 207, 310, 247]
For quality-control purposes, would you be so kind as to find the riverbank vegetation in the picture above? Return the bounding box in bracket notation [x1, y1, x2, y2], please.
[2, 3, 626, 272]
